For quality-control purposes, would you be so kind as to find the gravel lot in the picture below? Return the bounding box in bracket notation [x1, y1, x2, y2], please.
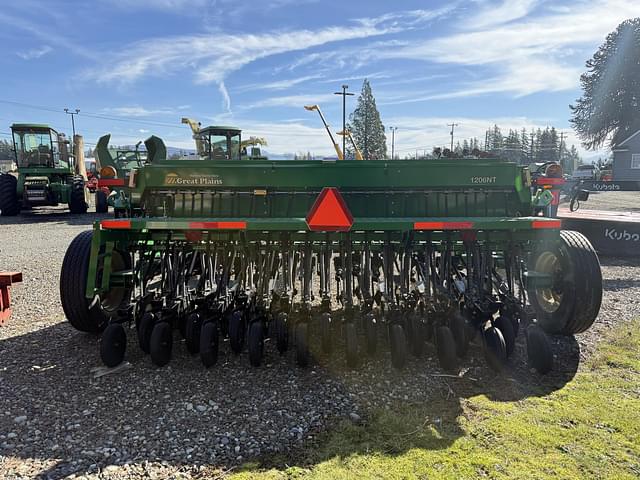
[0, 207, 638, 479]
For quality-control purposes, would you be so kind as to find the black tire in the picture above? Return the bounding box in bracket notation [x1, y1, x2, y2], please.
[0, 174, 19, 216]
[345, 322, 359, 368]
[495, 316, 516, 357]
[200, 321, 219, 368]
[295, 323, 310, 367]
[185, 312, 202, 354]
[60, 231, 104, 333]
[96, 190, 108, 213]
[100, 323, 126, 367]
[69, 176, 88, 214]
[389, 323, 407, 370]
[228, 310, 245, 355]
[364, 312, 377, 356]
[409, 313, 425, 357]
[483, 326, 507, 372]
[274, 312, 289, 354]
[526, 324, 554, 374]
[138, 312, 155, 353]
[320, 312, 332, 354]
[529, 230, 602, 335]
[248, 321, 265, 367]
[450, 312, 469, 358]
[436, 326, 458, 372]
[150, 322, 172, 367]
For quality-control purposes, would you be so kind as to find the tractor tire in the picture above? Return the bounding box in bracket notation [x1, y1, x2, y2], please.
[494, 316, 516, 357]
[526, 324, 554, 374]
[295, 322, 310, 367]
[529, 230, 602, 335]
[96, 190, 108, 213]
[100, 323, 126, 368]
[483, 326, 507, 372]
[364, 312, 377, 356]
[450, 312, 469, 358]
[60, 231, 104, 333]
[389, 323, 408, 370]
[274, 312, 289, 354]
[60, 230, 132, 333]
[248, 321, 265, 367]
[150, 321, 172, 367]
[0, 174, 19, 216]
[138, 311, 156, 353]
[345, 322, 359, 368]
[200, 321, 220, 368]
[68, 176, 88, 214]
[185, 312, 203, 354]
[436, 325, 458, 372]
[228, 310, 245, 355]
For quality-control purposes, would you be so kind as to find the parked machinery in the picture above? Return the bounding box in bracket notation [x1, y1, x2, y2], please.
[0, 124, 88, 216]
[59, 127, 602, 375]
[94, 134, 146, 215]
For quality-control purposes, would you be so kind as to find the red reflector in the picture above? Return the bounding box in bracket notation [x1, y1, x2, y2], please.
[98, 178, 126, 187]
[414, 221, 474, 230]
[101, 220, 131, 229]
[188, 221, 247, 230]
[532, 220, 562, 229]
[535, 177, 565, 186]
[306, 187, 353, 231]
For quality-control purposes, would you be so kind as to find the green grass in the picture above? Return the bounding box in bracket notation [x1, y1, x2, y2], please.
[228, 322, 640, 479]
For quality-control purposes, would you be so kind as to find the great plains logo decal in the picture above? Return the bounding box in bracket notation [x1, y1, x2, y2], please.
[164, 172, 223, 186]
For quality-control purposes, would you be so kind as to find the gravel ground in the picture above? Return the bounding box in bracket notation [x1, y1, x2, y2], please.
[0, 207, 638, 479]
[560, 190, 640, 213]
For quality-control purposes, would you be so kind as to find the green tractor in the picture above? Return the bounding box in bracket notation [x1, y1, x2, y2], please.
[0, 123, 88, 216]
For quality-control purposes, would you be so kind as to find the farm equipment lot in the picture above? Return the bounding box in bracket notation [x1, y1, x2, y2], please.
[0, 210, 638, 479]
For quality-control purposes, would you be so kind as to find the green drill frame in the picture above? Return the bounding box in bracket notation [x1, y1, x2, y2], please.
[83, 133, 561, 302]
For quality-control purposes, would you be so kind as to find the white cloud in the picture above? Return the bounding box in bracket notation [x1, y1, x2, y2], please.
[378, 0, 639, 98]
[235, 75, 324, 92]
[104, 0, 210, 11]
[101, 106, 175, 117]
[468, 0, 540, 29]
[90, 8, 453, 112]
[240, 93, 336, 110]
[16, 45, 52, 60]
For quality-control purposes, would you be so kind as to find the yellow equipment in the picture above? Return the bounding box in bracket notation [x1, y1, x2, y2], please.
[337, 129, 363, 161]
[304, 105, 344, 160]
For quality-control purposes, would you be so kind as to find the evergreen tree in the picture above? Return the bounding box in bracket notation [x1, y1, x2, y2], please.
[570, 18, 640, 148]
[348, 79, 387, 159]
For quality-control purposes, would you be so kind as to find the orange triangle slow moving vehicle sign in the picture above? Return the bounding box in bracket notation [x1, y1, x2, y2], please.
[306, 187, 354, 231]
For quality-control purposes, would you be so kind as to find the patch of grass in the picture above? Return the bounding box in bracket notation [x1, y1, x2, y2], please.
[231, 322, 640, 479]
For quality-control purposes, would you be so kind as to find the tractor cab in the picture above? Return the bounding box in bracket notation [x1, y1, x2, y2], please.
[11, 124, 71, 171]
[196, 126, 242, 161]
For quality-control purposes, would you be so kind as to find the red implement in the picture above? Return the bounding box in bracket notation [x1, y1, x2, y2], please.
[0, 272, 22, 325]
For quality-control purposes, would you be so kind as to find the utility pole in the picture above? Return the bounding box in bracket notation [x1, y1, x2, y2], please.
[390, 126, 398, 160]
[448, 123, 459, 151]
[64, 108, 80, 138]
[64, 108, 80, 151]
[334, 85, 354, 160]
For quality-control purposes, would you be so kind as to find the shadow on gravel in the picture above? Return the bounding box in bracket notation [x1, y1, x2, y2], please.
[0, 206, 110, 227]
[0, 317, 580, 479]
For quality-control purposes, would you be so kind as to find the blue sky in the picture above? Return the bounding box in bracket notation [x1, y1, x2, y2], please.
[0, 0, 637, 159]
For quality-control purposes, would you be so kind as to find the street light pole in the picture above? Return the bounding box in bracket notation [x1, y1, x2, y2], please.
[390, 127, 398, 159]
[334, 85, 354, 159]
